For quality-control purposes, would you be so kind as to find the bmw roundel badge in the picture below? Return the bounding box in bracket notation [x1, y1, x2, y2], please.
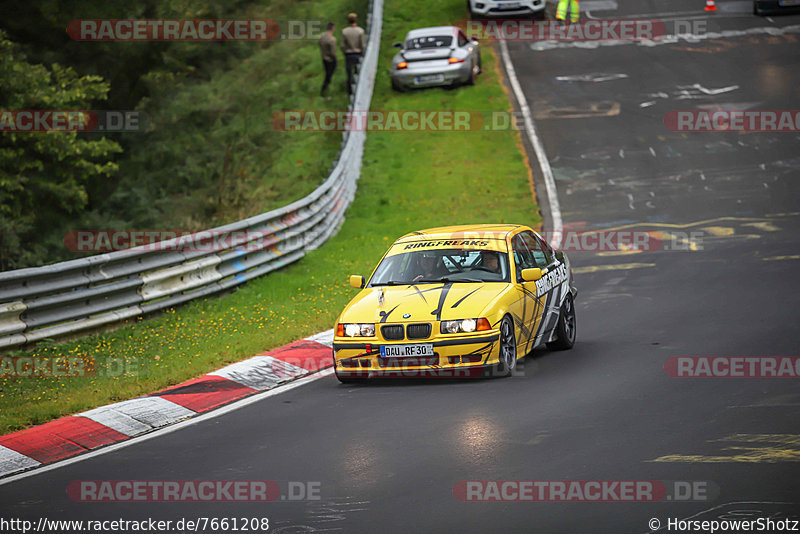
[403, 313, 411, 319]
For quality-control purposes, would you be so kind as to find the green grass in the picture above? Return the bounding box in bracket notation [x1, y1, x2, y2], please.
[0, 0, 539, 434]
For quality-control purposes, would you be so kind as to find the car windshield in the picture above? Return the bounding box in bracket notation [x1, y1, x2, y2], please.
[406, 35, 452, 49]
[369, 248, 510, 286]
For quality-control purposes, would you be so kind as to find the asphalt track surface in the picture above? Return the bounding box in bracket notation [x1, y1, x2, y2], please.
[2, 2, 799, 533]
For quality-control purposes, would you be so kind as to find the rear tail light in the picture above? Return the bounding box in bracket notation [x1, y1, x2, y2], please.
[448, 57, 465, 63]
[397, 61, 408, 69]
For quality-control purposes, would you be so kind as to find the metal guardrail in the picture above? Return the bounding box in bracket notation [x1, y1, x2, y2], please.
[0, 0, 383, 350]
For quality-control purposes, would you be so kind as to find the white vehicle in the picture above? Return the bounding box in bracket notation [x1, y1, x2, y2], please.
[468, 0, 546, 17]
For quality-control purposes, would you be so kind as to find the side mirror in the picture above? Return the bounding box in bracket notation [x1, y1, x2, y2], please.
[392, 41, 403, 49]
[521, 268, 544, 282]
[349, 275, 365, 288]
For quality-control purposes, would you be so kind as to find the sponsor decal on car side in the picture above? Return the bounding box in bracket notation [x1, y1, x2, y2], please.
[534, 263, 568, 298]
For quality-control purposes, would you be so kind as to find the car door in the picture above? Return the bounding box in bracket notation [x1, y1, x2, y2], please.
[510, 233, 543, 354]
[521, 231, 566, 340]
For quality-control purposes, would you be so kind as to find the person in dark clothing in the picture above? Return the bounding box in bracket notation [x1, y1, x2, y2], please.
[319, 22, 336, 97]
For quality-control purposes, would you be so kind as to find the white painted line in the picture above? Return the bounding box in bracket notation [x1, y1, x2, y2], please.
[306, 329, 335, 348]
[555, 73, 628, 83]
[498, 39, 564, 249]
[210, 355, 306, 390]
[0, 368, 334, 486]
[0, 445, 40, 477]
[530, 24, 800, 51]
[1, 329, 333, 480]
[580, 0, 618, 11]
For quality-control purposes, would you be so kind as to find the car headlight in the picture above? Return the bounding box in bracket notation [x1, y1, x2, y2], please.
[440, 318, 490, 334]
[337, 323, 375, 337]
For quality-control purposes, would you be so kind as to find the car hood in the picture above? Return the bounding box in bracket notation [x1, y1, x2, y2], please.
[339, 283, 508, 324]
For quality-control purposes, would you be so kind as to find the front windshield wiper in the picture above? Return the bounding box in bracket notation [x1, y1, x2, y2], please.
[370, 280, 406, 286]
[417, 277, 485, 284]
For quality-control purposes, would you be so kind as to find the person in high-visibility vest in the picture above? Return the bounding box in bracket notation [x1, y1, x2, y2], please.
[556, 0, 580, 22]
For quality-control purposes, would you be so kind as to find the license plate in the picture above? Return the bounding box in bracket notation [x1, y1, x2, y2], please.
[415, 74, 445, 84]
[499, 2, 522, 7]
[380, 344, 434, 357]
[779, 0, 798, 5]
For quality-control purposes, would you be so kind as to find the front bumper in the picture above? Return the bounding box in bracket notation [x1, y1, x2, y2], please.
[470, 0, 546, 16]
[333, 331, 500, 378]
[391, 61, 472, 89]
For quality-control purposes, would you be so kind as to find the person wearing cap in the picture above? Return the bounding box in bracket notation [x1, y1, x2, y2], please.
[341, 13, 366, 95]
[319, 22, 337, 97]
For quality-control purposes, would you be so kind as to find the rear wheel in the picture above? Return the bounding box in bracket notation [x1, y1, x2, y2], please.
[466, 60, 478, 85]
[546, 294, 576, 350]
[493, 316, 517, 377]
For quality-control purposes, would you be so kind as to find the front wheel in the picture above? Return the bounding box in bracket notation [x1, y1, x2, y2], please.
[334, 365, 366, 384]
[493, 316, 517, 377]
[546, 294, 576, 350]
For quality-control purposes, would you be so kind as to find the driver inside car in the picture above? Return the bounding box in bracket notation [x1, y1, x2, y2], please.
[480, 250, 501, 274]
[413, 253, 442, 282]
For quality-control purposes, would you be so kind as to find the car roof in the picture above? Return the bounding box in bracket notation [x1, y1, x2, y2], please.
[396, 224, 527, 243]
[405, 26, 459, 40]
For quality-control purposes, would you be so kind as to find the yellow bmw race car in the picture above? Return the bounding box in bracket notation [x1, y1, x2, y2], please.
[332, 224, 577, 382]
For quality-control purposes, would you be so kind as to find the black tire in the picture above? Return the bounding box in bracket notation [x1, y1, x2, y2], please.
[466, 60, 478, 86]
[337, 377, 364, 384]
[391, 78, 406, 92]
[546, 294, 576, 350]
[493, 316, 517, 377]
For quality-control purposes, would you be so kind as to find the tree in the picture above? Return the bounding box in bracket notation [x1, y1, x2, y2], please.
[0, 30, 121, 270]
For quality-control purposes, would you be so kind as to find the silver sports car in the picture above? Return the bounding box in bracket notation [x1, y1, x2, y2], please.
[390, 26, 481, 91]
